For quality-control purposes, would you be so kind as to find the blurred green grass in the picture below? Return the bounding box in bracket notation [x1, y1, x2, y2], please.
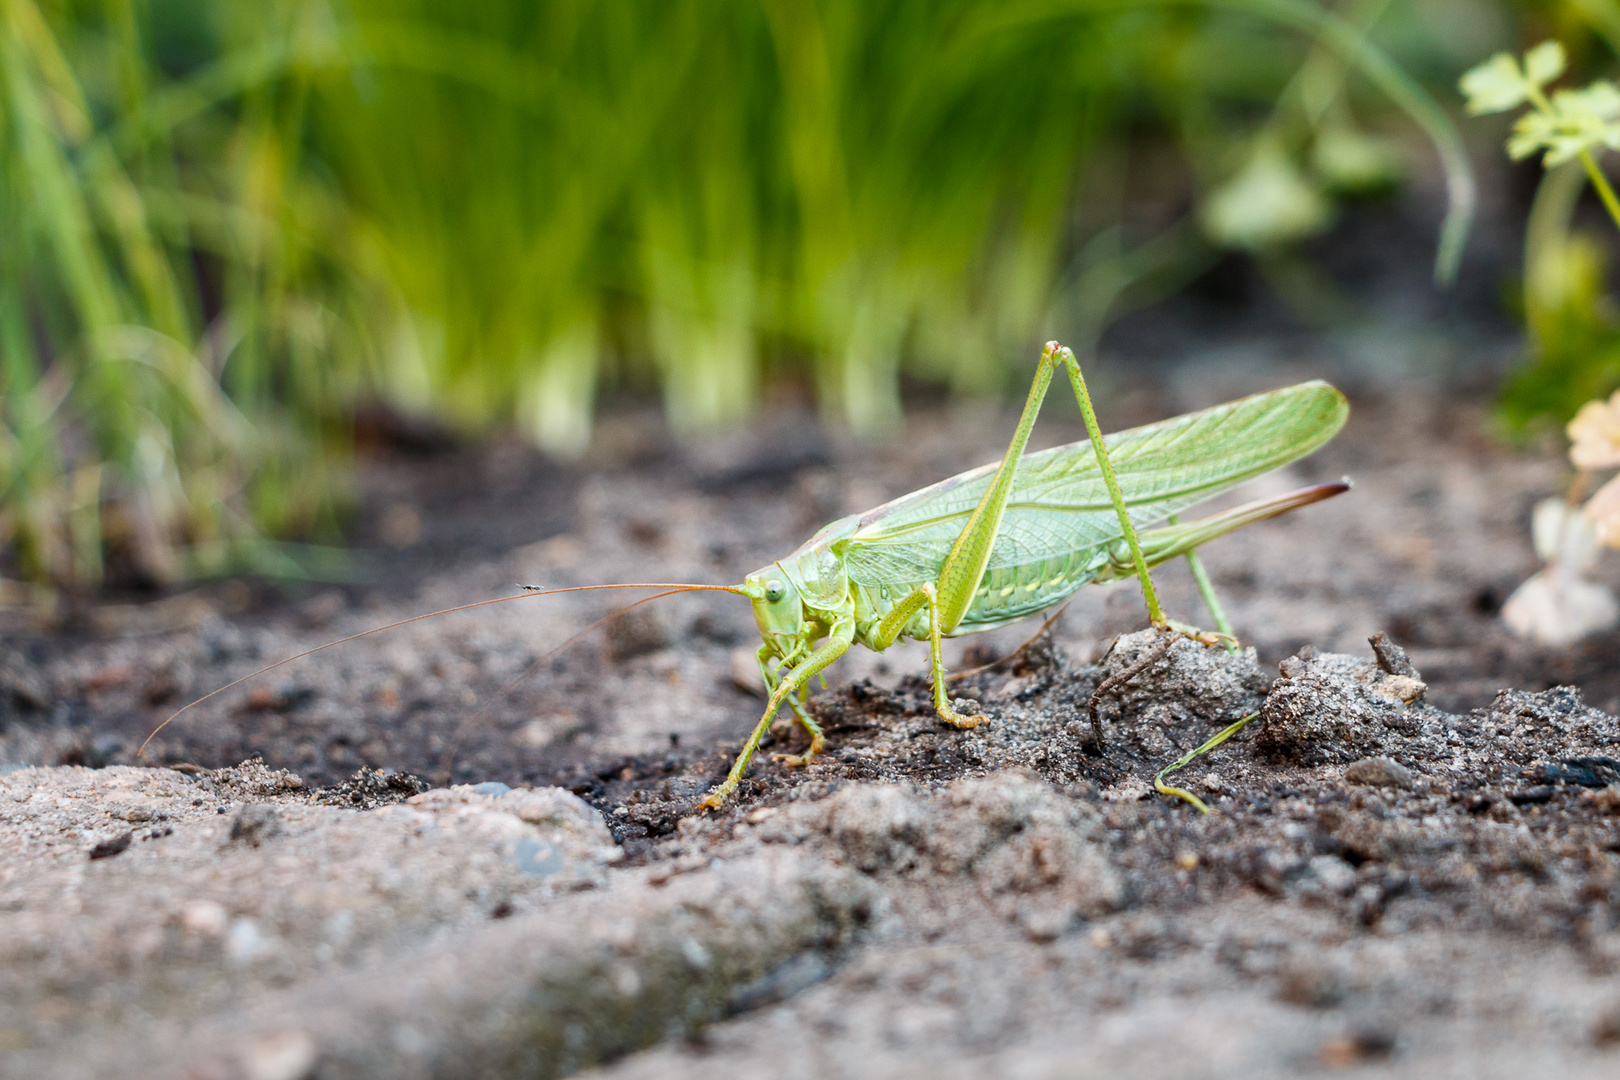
[0, 0, 1570, 588]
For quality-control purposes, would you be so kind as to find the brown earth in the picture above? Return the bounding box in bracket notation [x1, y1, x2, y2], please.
[3, 366, 1620, 1078]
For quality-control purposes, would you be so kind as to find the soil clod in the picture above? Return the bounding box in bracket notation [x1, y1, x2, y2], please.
[229, 803, 285, 847]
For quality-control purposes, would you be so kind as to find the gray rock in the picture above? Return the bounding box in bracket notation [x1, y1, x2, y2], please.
[784, 774, 1122, 935]
[0, 766, 653, 1079]
[1344, 757, 1416, 789]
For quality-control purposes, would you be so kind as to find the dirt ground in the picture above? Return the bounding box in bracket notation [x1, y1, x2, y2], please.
[4, 339, 1620, 1078]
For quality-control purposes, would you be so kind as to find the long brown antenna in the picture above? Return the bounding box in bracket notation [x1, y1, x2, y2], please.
[137, 582, 744, 757]
[434, 587, 696, 783]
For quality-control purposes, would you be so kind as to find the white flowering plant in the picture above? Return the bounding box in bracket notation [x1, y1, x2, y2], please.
[1464, 43, 1620, 644]
[1462, 41, 1620, 228]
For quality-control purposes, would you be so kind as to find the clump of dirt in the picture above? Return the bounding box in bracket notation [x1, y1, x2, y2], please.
[588, 625, 1620, 949]
[1256, 643, 1435, 765]
[758, 775, 1125, 941]
[310, 765, 431, 809]
[168, 756, 307, 801]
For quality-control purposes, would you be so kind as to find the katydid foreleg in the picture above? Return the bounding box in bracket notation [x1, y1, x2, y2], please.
[700, 619, 853, 809]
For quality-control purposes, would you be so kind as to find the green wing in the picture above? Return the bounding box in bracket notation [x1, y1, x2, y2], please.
[838, 380, 1347, 590]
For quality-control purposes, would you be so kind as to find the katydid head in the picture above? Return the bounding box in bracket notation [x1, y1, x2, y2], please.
[740, 565, 807, 656]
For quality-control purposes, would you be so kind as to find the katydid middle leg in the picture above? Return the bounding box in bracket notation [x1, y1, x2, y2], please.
[863, 581, 988, 728]
[755, 646, 828, 766]
[1171, 513, 1239, 651]
[861, 341, 1176, 735]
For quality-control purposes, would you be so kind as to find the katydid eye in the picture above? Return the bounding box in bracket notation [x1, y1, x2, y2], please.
[764, 580, 787, 603]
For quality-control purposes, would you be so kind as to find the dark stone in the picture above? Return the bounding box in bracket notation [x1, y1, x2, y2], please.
[88, 832, 133, 860]
[1368, 632, 1419, 678]
[1543, 756, 1620, 788]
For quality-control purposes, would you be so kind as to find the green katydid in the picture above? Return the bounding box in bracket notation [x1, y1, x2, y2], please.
[704, 340, 1346, 807]
[144, 340, 1348, 810]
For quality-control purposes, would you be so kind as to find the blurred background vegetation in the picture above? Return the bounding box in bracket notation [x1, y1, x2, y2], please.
[3, 0, 1619, 590]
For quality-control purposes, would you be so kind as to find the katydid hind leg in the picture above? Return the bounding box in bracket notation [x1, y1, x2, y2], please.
[1056, 347, 1167, 628]
[928, 341, 1168, 635]
[917, 340, 1165, 730]
[929, 342, 1062, 635]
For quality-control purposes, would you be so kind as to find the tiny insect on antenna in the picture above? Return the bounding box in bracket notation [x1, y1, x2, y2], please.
[136, 582, 748, 759]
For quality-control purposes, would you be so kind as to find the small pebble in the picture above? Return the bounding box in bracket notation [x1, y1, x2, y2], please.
[88, 832, 133, 860]
[508, 837, 564, 876]
[179, 900, 229, 937]
[1319, 1027, 1396, 1067]
[1594, 1001, 1620, 1046]
[1274, 955, 1346, 1008]
[1371, 674, 1426, 704]
[225, 917, 270, 964]
[1344, 757, 1415, 789]
[1368, 631, 1419, 677]
[240, 1030, 315, 1080]
[470, 782, 512, 797]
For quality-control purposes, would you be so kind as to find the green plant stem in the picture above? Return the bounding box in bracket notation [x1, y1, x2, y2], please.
[983, 0, 1477, 283]
[1153, 710, 1259, 813]
[1578, 149, 1620, 237]
[1513, 81, 1620, 232]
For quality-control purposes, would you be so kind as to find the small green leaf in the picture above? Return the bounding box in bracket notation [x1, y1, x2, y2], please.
[1556, 81, 1620, 123]
[1509, 82, 1620, 165]
[1202, 143, 1334, 250]
[1312, 126, 1404, 194]
[1507, 111, 1558, 161]
[1460, 53, 1529, 115]
[1524, 40, 1568, 87]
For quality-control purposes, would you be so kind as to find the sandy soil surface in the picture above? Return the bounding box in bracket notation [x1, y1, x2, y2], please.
[3, 359, 1620, 1079]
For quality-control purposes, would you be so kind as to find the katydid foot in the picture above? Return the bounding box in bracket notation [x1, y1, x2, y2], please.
[698, 786, 733, 812]
[1156, 617, 1239, 650]
[770, 715, 826, 767]
[936, 700, 989, 729]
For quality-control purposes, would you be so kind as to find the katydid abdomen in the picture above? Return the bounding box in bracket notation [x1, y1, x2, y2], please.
[769, 378, 1350, 646]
